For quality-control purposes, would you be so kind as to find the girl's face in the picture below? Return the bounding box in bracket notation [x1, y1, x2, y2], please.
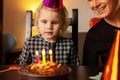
[88, 0, 118, 18]
[38, 8, 62, 42]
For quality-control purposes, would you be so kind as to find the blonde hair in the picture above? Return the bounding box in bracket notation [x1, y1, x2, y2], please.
[34, 2, 70, 37]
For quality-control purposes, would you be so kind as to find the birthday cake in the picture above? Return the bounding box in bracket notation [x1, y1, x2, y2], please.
[27, 61, 70, 75]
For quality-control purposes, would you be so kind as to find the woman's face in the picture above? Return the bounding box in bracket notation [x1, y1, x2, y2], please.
[88, 0, 118, 18]
[38, 8, 62, 42]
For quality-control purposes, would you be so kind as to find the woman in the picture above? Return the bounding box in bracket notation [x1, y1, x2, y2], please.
[83, 0, 120, 66]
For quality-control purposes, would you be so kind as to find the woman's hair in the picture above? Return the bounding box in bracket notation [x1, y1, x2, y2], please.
[34, 2, 70, 37]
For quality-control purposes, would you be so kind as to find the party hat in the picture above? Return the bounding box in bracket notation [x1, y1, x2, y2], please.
[101, 30, 120, 80]
[43, 0, 63, 9]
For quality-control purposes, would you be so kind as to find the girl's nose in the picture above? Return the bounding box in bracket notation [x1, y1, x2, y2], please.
[92, 0, 100, 8]
[46, 23, 53, 29]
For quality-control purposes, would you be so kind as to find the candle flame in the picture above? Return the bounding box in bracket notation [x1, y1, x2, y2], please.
[42, 49, 46, 55]
[35, 50, 39, 56]
[49, 49, 52, 55]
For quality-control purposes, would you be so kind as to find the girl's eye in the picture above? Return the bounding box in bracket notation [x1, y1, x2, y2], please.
[41, 20, 47, 23]
[52, 21, 59, 25]
[40, 20, 47, 24]
[88, 0, 91, 1]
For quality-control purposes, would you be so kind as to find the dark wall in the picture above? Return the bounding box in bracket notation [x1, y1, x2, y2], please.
[0, 0, 3, 22]
[0, 0, 3, 64]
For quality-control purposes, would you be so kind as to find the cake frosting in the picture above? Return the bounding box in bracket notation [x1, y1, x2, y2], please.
[27, 61, 70, 75]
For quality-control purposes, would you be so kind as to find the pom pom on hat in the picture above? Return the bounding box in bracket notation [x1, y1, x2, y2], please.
[43, 0, 63, 9]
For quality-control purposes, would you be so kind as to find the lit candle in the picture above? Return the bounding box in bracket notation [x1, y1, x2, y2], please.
[42, 49, 46, 65]
[49, 49, 53, 62]
[35, 50, 40, 63]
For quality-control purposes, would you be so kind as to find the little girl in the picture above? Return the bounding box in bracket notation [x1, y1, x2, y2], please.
[19, 0, 80, 65]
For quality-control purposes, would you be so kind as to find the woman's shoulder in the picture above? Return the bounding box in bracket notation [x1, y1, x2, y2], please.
[86, 19, 117, 40]
[88, 19, 108, 34]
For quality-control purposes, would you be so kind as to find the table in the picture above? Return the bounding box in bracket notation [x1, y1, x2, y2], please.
[0, 65, 103, 80]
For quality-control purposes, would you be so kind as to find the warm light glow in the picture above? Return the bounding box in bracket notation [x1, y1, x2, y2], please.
[42, 49, 46, 55]
[42, 49, 46, 65]
[49, 49, 52, 55]
[19, 0, 42, 14]
[32, 26, 39, 36]
[49, 49, 53, 62]
[35, 50, 40, 63]
[35, 50, 39, 56]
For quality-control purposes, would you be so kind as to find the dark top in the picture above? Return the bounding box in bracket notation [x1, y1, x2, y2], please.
[83, 19, 120, 66]
[19, 35, 80, 65]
